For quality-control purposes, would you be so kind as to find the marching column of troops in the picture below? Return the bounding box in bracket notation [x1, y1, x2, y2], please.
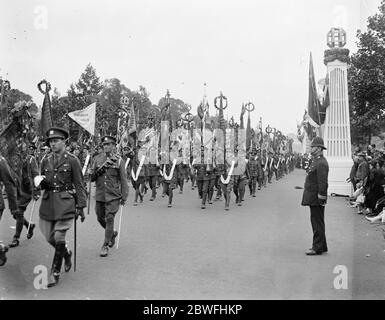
[0, 101, 297, 289]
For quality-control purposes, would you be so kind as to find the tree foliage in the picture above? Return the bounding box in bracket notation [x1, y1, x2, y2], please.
[348, 0, 385, 144]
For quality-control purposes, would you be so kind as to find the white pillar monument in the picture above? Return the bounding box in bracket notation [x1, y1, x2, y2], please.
[322, 27, 352, 196]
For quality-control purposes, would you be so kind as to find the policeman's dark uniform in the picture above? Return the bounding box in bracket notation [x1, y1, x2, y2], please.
[0, 156, 19, 266]
[91, 135, 128, 256]
[39, 127, 87, 286]
[301, 137, 329, 255]
[9, 144, 41, 246]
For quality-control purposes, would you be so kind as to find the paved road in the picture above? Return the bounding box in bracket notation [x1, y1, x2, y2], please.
[1, 169, 384, 299]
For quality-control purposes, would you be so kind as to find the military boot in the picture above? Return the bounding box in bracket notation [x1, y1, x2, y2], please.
[63, 246, 72, 272]
[0, 243, 8, 266]
[100, 244, 109, 257]
[48, 243, 65, 288]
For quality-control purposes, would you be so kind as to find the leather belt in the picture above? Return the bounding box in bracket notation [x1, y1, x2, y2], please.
[46, 185, 73, 193]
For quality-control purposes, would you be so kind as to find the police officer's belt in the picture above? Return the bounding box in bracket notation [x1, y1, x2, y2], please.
[45, 185, 74, 193]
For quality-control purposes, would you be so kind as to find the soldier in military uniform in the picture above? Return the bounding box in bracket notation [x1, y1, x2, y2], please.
[37, 127, 87, 287]
[9, 143, 41, 248]
[146, 159, 160, 201]
[130, 142, 147, 205]
[233, 157, 249, 206]
[176, 150, 187, 194]
[194, 147, 214, 209]
[255, 149, 264, 191]
[247, 148, 258, 197]
[161, 150, 178, 208]
[301, 137, 329, 255]
[0, 155, 19, 266]
[214, 162, 224, 200]
[90, 135, 128, 257]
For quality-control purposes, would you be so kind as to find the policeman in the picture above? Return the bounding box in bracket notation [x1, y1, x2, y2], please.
[0, 155, 19, 266]
[37, 127, 87, 287]
[90, 135, 128, 257]
[9, 143, 41, 247]
[301, 137, 329, 255]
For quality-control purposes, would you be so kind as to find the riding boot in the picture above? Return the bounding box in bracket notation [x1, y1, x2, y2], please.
[63, 245, 72, 272]
[48, 243, 65, 288]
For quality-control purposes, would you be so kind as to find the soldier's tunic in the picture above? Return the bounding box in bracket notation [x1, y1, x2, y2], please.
[0, 156, 18, 219]
[301, 154, 329, 253]
[39, 151, 87, 245]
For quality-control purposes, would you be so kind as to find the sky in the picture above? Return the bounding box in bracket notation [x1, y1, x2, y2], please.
[0, 0, 382, 134]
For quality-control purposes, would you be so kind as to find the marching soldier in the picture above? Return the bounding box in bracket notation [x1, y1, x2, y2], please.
[267, 151, 274, 184]
[214, 162, 224, 200]
[9, 144, 41, 248]
[255, 149, 264, 191]
[194, 147, 214, 209]
[247, 148, 258, 197]
[189, 155, 197, 190]
[0, 155, 19, 266]
[130, 142, 147, 205]
[301, 137, 329, 255]
[147, 159, 160, 201]
[161, 149, 178, 208]
[176, 150, 187, 194]
[90, 135, 128, 257]
[37, 127, 87, 287]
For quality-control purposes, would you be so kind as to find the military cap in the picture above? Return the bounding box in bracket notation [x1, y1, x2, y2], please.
[46, 127, 69, 141]
[311, 137, 326, 150]
[101, 135, 117, 144]
[357, 152, 366, 157]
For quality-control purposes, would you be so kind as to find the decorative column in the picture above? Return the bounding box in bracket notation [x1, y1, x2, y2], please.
[323, 27, 352, 196]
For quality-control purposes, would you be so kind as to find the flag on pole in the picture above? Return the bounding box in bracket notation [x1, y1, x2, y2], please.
[68, 102, 96, 136]
[39, 85, 53, 139]
[307, 52, 322, 126]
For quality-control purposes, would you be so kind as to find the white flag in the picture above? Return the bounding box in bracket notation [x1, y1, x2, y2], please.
[68, 102, 96, 136]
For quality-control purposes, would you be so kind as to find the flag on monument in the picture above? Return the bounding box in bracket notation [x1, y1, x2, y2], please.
[68, 102, 96, 136]
[39, 87, 53, 138]
[308, 52, 322, 126]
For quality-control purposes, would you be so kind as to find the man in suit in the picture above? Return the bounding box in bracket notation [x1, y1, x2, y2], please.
[0, 155, 19, 266]
[301, 137, 329, 256]
[37, 127, 87, 287]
